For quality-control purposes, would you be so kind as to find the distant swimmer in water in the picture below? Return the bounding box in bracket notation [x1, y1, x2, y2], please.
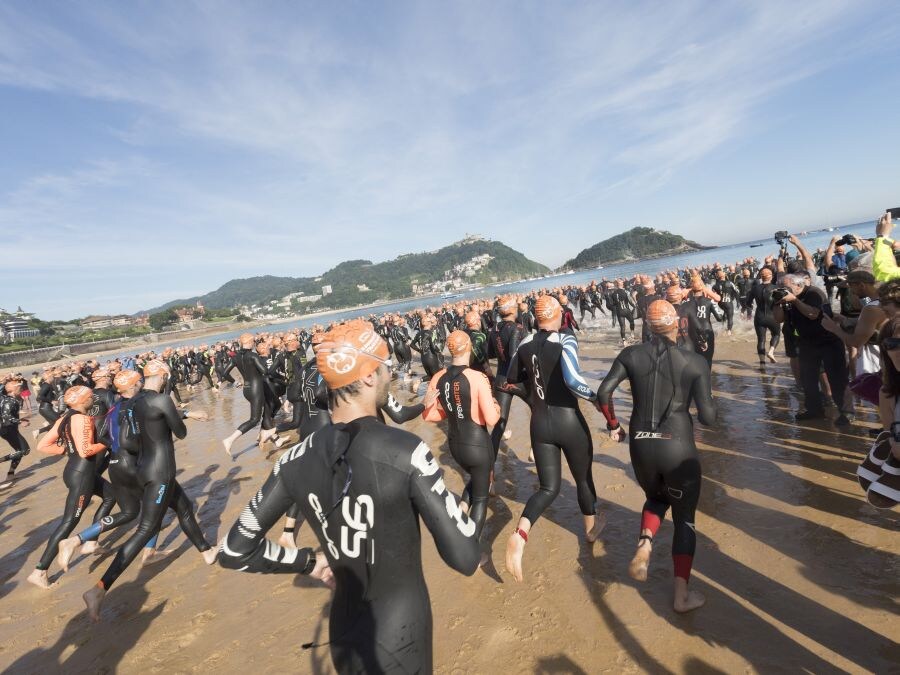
[596, 300, 717, 613]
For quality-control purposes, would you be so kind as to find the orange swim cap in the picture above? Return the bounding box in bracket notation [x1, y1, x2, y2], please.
[465, 311, 481, 330]
[63, 385, 93, 408]
[256, 342, 270, 356]
[239, 333, 255, 348]
[557, 292, 568, 306]
[92, 368, 111, 382]
[311, 331, 326, 347]
[316, 321, 391, 389]
[143, 359, 171, 378]
[535, 296, 562, 327]
[113, 370, 142, 393]
[498, 296, 517, 317]
[690, 276, 705, 292]
[447, 330, 472, 356]
[759, 268, 773, 281]
[4, 380, 22, 394]
[646, 300, 679, 333]
[665, 285, 684, 304]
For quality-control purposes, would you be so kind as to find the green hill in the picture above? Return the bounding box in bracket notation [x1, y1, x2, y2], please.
[145, 238, 549, 314]
[563, 227, 712, 270]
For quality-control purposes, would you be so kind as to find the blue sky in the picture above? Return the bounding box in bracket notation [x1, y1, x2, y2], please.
[2, 1, 899, 319]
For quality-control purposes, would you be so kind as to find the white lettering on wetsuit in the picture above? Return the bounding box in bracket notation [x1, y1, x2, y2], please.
[309, 493, 340, 559]
[341, 495, 374, 562]
[634, 431, 672, 440]
[411, 442, 476, 538]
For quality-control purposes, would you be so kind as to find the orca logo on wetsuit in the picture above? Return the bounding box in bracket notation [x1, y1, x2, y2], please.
[309, 493, 340, 558]
[411, 442, 476, 538]
[531, 355, 545, 400]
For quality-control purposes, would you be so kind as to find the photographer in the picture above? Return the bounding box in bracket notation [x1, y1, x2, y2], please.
[773, 274, 851, 427]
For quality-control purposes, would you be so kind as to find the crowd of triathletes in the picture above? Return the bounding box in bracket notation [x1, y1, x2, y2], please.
[2, 217, 899, 671]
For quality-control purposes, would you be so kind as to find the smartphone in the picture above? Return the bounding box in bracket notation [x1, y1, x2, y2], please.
[889, 207, 900, 221]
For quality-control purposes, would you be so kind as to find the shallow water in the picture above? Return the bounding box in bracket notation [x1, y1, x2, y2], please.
[1, 317, 897, 673]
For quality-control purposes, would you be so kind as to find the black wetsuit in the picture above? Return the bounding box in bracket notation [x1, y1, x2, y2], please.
[596, 336, 716, 580]
[277, 348, 308, 432]
[429, 365, 495, 538]
[233, 348, 276, 434]
[391, 325, 413, 373]
[683, 295, 722, 368]
[748, 281, 781, 356]
[506, 330, 598, 525]
[87, 387, 118, 520]
[487, 319, 524, 456]
[411, 328, 445, 378]
[637, 292, 662, 342]
[611, 288, 636, 339]
[0, 393, 29, 475]
[99, 390, 210, 589]
[219, 418, 480, 673]
[35, 411, 109, 570]
[712, 279, 740, 330]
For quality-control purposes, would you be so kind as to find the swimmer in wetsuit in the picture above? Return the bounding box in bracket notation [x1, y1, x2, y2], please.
[411, 314, 445, 378]
[712, 269, 741, 335]
[0, 380, 31, 489]
[83, 360, 217, 622]
[611, 280, 637, 345]
[28, 386, 108, 590]
[596, 300, 717, 613]
[487, 295, 524, 455]
[222, 333, 282, 457]
[218, 321, 479, 673]
[464, 310, 493, 382]
[683, 276, 723, 368]
[503, 296, 608, 583]
[747, 268, 781, 364]
[423, 331, 500, 553]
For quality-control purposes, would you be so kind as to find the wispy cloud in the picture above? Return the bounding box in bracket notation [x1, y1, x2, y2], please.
[0, 0, 897, 317]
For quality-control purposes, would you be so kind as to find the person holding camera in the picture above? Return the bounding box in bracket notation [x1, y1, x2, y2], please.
[773, 274, 852, 426]
[873, 209, 900, 282]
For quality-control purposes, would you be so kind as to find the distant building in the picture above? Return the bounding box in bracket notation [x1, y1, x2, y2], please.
[80, 315, 134, 330]
[1, 317, 39, 340]
[322, 285, 333, 296]
[174, 301, 205, 323]
[356, 284, 370, 292]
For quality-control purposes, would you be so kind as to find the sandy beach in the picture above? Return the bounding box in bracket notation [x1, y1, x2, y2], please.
[1, 318, 897, 674]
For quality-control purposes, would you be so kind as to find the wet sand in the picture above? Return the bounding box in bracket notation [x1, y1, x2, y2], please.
[1, 319, 898, 674]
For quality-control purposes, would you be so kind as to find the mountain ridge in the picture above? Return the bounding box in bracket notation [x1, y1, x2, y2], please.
[562, 226, 713, 270]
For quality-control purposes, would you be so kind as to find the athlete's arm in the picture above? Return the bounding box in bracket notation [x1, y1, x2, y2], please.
[219, 456, 317, 574]
[595, 357, 627, 430]
[159, 395, 188, 439]
[382, 392, 426, 424]
[37, 418, 65, 455]
[690, 364, 718, 427]
[409, 442, 479, 576]
[559, 333, 596, 401]
[422, 374, 447, 422]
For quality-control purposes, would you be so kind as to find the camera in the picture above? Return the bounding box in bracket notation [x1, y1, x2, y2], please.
[835, 234, 857, 247]
[771, 287, 791, 303]
[774, 231, 789, 246]
[823, 274, 848, 285]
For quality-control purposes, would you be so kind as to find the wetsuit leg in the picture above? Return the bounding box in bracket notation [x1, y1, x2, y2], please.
[261, 385, 276, 431]
[450, 441, 492, 538]
[91, 476, 116, 523]
[558, 412, 597, 516]
[489, 387, 513, 458]
[616, 311, 628, 340]
[722, 303, 734, 331]
[753, 319, 767, 356]
[625, 312, 636, 332]
[169, 481, 211, 551]
[99, 478, 174, 589]
[237, 381, 265, 435]
[0, 427, 29, 473]
[663, 455, 701, 581]
[36, 468, 95, 570]
[522, 441, 561, 524]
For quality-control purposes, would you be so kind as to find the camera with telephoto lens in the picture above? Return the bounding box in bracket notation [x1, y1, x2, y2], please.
[835, 234, 857, 247]
[771, 287, 791, 303]
[774, 231, 789, 246]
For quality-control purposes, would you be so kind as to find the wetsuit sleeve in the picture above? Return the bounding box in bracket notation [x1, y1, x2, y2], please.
[409, 442, 479, 575]
[410, 332, 423, 353]
[873, 237, 900, 282]
[37, 418, 65, 455]
[69, 414, 107, 458]
[501, 341, 530, 399]
[559, 333, 596, 401]
[159, 395, 188, 440]
[595, 357, 627, 429]
[382, 392, 426, 424]
[422, 373, 447, 422]
[219, 454, 316, 574]
[690, 363, 718, 427]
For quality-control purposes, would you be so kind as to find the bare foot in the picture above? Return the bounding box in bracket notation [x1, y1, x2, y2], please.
[83, 585, 106, 622]
[766, 348, 777, 363]
[57, 537, 81, 572]
[628, 544, 652, 582]
[141, 547, 172, 565]
[80, 540, 102, 555]
[26, 569, 55, 590]
[584, 512, 607, 543]
[674, 589, 706, 613]
[222, 431, 240, 458]
[503, 429, 512, 441]
[201, 548, 218, 565]
[528, 450, 534, 462]
[275, 436, 290, 449]
[277, 532, 296, 549]
[505, 531, 526, 582]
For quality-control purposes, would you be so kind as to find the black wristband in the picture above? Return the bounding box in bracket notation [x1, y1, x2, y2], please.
[302, 549, 317, 575]
[607, 422, 620, 431]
